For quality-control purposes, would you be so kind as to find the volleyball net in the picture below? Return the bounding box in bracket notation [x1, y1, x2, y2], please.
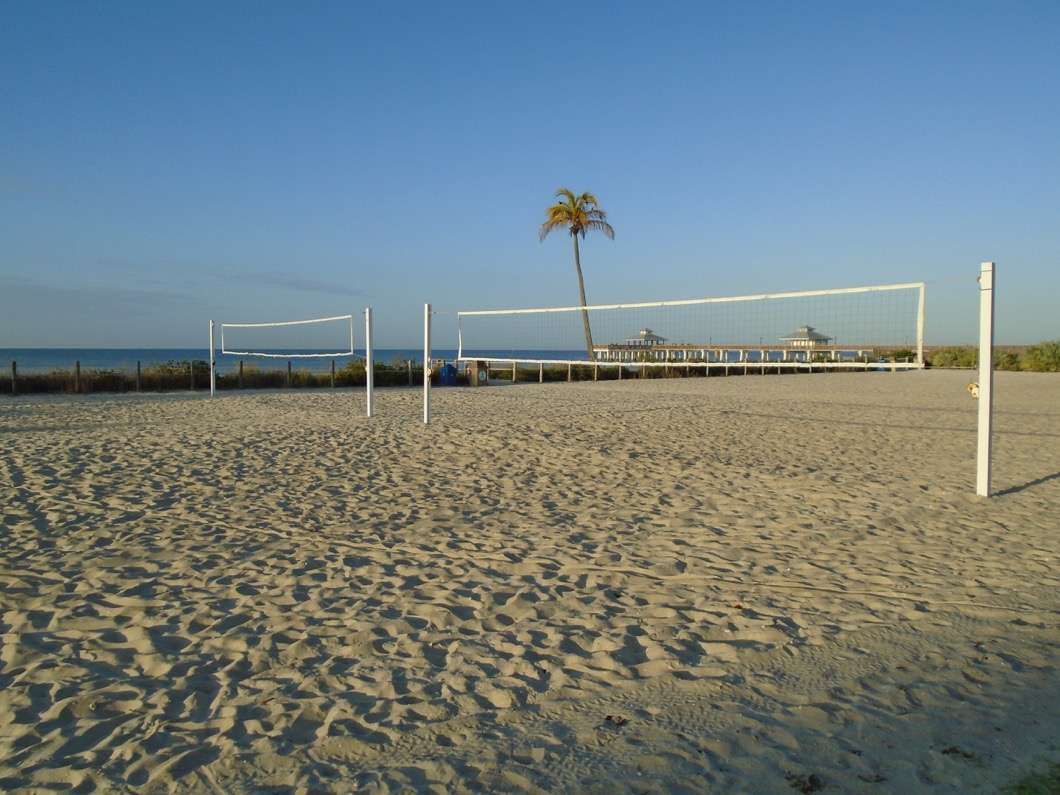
[456, 282, 926, 369]
[219, 314, 356, 358]
[208, 311, 375, 415]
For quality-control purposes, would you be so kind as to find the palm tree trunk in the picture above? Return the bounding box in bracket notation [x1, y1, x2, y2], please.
[572, 235, 594, 361]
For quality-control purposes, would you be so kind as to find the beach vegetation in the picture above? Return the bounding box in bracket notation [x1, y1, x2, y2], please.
[6, 341, 1060, 395]
[925, 343, 1058, 371]
[994, 349, 1021, 371]
[539, 188, 615, 361]
[1021, 340, 1060, 372]
[80, 368, 128, 392]
[927, 346, 979, 368]
[141, 359, 212, 390]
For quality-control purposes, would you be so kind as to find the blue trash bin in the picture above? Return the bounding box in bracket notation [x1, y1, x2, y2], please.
[439, 363, 457, 386]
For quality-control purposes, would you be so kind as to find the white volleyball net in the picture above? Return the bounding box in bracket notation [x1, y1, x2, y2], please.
[457, 282, 926, 369]
[220, 314, 356, 358]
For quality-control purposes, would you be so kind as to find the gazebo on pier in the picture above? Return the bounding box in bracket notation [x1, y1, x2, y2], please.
[779, 325, 833, 348]
[625, 328, 667, 347]
[594, 328, 670, 362]
[593, 323, 874, 364]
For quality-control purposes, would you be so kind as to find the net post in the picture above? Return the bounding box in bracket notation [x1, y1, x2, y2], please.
[976, 263, 995, 497]
[423, 303, 432, 425]
[209, 320, 216, 397]
[916, 283, 926, 368]
[365, 307, 374, 418]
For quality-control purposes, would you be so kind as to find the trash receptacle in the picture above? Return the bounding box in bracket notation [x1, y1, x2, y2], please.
[439, 363, 457, 386]
[469, 360, 488, 386]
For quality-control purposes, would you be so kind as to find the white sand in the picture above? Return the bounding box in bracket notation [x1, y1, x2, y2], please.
[1, 369, 1058, 794]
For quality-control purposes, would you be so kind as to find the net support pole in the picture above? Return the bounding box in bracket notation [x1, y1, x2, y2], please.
[916, 283, 926, 367]
[209, 319, 216, 397]
[423, 303, 432, 425]
[365, 307, 374, 418]
[976, 262, 995, 497]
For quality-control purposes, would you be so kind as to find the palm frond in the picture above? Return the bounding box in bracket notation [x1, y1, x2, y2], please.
[539, 187, 614, 240]
[582, 218, 615, 239]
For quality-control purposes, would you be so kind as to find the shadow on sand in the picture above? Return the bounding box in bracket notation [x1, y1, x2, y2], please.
[994, 471, 1060, 496]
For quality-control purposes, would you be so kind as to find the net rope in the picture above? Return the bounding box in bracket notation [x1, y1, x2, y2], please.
[457, 282, 925, 367]
[220, 314, 356, 358]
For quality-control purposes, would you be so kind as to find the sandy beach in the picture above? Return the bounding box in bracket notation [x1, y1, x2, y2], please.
[1, 369, 1057, 794]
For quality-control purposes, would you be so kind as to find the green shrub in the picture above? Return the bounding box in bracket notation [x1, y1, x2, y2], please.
[928, 347, 978, 368]
[81, 369, 129, 392]
[141, 359, 211, 390]
[887, 348, 917, 362]
[928, 342, 1060, 372]
[994, 350, 1021, 371]
[1021, 340, 1060, 372]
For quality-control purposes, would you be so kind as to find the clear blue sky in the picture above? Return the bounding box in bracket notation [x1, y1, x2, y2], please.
[2, 1, 1057, 348]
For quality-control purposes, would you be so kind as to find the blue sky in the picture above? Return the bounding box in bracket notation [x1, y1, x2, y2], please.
[2, 1, 1057, 348]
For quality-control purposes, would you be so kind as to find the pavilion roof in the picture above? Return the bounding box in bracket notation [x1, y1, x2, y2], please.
[779, 325, 833, 343]
[624, 328, 668, 344]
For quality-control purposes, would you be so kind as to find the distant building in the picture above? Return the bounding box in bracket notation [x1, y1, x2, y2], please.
[625, 328, 668, 347]
[779, 325, 833, 348]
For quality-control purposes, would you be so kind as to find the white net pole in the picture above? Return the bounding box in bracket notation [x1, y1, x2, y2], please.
[917, 283, 926, 366]
[209, 319, 216, 397]
[365, 308, 374, 418]
[976, 262, 995, 497]
[423, 303, 432, 425]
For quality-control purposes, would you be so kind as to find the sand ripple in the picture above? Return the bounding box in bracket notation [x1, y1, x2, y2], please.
[1, 371, 1058, 793]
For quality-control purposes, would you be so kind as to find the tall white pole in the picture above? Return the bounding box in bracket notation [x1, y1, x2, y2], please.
[976, 262, 995, 497]
[209, 319, 216, 397]
[916, 282, 926, 368]
[365, 307, 374, 418]
[423, 303, 432, 425]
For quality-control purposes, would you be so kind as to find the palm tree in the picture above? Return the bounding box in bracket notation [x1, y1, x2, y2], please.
[539, 188, 615, 361]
